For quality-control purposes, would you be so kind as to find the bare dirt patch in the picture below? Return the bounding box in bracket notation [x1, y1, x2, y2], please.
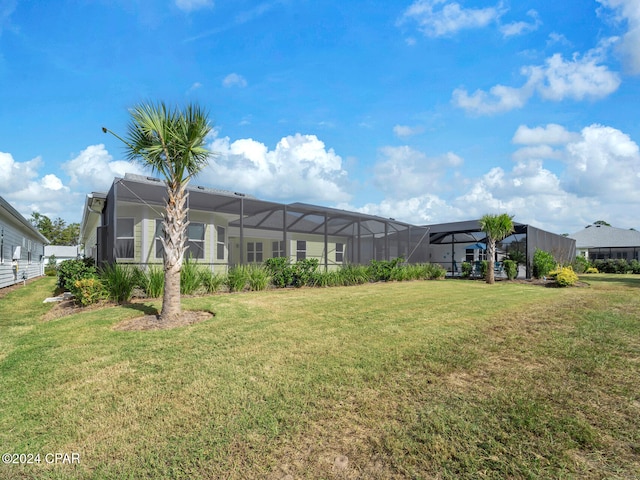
[113, 310, 214, 331]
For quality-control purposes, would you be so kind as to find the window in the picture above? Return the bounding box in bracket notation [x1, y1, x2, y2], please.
[296, 240, 306, 261]
[465, 249, 474, 262]
[272, 240, 285, 258]
[216, 226, 226, 260]
[335, 243, 344, 263]
[155, 219, 164, 259]
[186, 223, 205, 259]
[116, 218, 135, 259]
[247, 242, 263, 263]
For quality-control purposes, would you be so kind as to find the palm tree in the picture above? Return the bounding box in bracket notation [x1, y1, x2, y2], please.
[479, 213, 514, 285]
[104, 102, 212, 320]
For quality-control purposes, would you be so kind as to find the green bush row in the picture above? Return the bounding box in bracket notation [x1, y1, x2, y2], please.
[59, 257, 448, 306]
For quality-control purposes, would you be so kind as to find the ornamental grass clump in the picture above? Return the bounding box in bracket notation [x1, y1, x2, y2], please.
[100, 263, 136, 303]
[199, 269, 226, 294]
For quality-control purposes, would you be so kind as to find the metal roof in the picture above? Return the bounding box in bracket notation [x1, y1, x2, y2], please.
[0, 195, 50, 244]
[569, 225, 640, 248]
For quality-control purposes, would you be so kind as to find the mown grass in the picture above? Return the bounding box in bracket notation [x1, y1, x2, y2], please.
[0, 274, 639, 479]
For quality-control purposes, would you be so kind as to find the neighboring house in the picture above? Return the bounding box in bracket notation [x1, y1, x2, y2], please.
[79, 174, 431, 273]
[43, 245, 81, 265]
[569, 224, 640, 261]
[80, 174, 575, 279]
[0, 196, 49, 289]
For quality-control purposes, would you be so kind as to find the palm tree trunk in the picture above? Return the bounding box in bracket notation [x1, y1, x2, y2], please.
[486, 241, 496, 284]
[160, 180, 189, 320]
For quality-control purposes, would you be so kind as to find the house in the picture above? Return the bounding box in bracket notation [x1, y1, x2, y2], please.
[569, 224, 640, 261]
[79, 174, 431, 272]
[43, 245, 81, 265]
[79, 174, 575, 279]
[0, 196, 49, 289]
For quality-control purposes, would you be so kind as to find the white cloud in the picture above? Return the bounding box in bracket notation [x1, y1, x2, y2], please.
[0, 152, 76, 221]
[452, 83, 534, 115]
[175, 0, 213, 12]
[453, 43, 621, 114]
[512, 124, 580, 145]
[562, 124, 640, 200]
[62, 144, 147, 192]
[341, 194, 465, 225]
[500, 9, 541, 38]
[393, 124, 424, 137]
[222, 73, 247, 88]
[373, 146, 463, 197]
[399, 0, 503, 37]
[341, 122, 640, 233]
[0, 152, 41, 191]
[205, 133, 351, 203]
[598, 0, 640, 74]
[526, 51, 621, 101]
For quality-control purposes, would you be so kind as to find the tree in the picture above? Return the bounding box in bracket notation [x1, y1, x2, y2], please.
[103, 102, 212, 321]
[593, 220, 611, 226]
[479, 213, 515, 285]
[30, 212, 80, 245]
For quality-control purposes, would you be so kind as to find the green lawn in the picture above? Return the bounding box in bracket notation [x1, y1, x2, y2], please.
[1, 275, 639, 479]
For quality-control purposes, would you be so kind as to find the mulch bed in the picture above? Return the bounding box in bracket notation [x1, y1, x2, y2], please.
[42, 297, 214, 331]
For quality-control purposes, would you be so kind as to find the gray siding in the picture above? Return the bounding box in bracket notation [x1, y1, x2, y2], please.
[1, 212, 47, 289]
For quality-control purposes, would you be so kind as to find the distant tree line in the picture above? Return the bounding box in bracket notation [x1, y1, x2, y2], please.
[30, 212, 80, 246]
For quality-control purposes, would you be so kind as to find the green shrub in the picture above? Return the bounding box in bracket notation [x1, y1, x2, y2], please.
[550, 266, 579, 287]
[423, 263, 446, 279]
[247, 265, 270, 291]
[71, 277, 105, 306]
[503, 259, 518, 280]
[629, 259, 640, 274]
[368, 257, 404, 282]
[227, 265, 249, 292]
[200, 269, 226, 294]
[480, 260, 488, 279]
[338, 264, 369, 285]
[291, 258, 319, 287]
[461, 262, 473, 278]
[57, 258, 97, 291]
[264, 257, 294, 288]
[585, 267, 599, 274]
[100, 263, 136, 303]
[593, 258, 629, 274]
[572, 255, 590, 274]
[532, 249, 556, 279]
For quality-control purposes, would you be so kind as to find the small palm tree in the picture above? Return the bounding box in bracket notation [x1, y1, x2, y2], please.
[479, 213, 515, 285]
[104, 102, 212, 320]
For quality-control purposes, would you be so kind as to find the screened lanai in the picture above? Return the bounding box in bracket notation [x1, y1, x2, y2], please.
[425, 220, 576, 278]
[95, 174, 430, 269]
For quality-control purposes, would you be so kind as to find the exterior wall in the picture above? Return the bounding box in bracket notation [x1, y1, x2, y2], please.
[115, 203, 230, 273]
[43, 246, 80, 265]
[0, 212, 47, 289]
[227, 232, 348, 270]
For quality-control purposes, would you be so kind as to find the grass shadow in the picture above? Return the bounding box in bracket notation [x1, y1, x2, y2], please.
[582, 274, 640, 288]
[121, 302, 159, 316]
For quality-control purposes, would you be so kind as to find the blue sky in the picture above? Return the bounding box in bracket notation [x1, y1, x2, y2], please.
[1, 0, 639, 234]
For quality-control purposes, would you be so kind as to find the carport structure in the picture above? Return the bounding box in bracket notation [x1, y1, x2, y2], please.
[426, 219, 576, 279]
